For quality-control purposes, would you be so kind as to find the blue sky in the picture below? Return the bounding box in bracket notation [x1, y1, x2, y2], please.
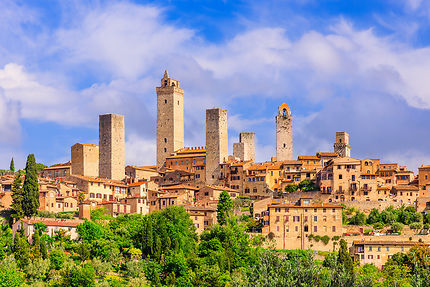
[1, 0, 430, 172]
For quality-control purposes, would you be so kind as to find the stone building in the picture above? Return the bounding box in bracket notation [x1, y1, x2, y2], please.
[276, 103, 293, 161]
[71, 143, 99, 177]
[333, 132, 351, 157]
[351, 241, 427, 268]
[156, 70, 184, 168]
[233, 132, 255, 162]
[205, 108, 228, 185]
[263, 197, 343, 250]
[40, 162, 71, 179]
[99, 114, 125, 181]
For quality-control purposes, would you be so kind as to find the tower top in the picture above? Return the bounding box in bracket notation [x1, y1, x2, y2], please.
[278, 103, 291, 117]
[158, 70, 181, 89]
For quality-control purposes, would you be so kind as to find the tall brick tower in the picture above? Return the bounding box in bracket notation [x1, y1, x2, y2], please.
[206, 108, 228, 185]
[99, 114, 125, 180]
[233, 132, 255, 162]
[276, 103, 293, 161]
[71, 143, 99, 177]
[156, 70, 184, 168]
[334, 131, 351, 157]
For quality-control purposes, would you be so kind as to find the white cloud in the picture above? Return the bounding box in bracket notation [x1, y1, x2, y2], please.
[125, 133, 156, 166]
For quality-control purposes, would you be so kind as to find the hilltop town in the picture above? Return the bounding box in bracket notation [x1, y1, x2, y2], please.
[2, 70, 430, 270]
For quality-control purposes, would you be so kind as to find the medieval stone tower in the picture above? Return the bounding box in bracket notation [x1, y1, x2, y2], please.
[206, 108, 228, 185]
[276, 103, 293, 161]
[71, 143, 99, 177]
[99, 114, 125, 180]
[334, 131, 351, 157]
[156, 70, 184, 168]
[233, 132, 255, 162]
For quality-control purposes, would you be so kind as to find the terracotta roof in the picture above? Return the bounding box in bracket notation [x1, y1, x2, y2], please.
[158, 192, 187, 199]
[281, 160, 302, 165]
[204, 185, 237, 192]
[162, 184, 199, 191]
[128, 181, 150, 187]
[298, 155, 320, 160]
[317, 152, 338, 157]
[73, 143, 98, 147]
[21, 218, 83, 227]
[166, 153, 205, 159]
[184, 205, 217, 212]
[353, 240, 427, 246]
[130, 166, 158, 172]
[268, 202, 342, 208]
[393, 184, 419, 191]
[69, 174, 127, 187]
[43, 163, 71, 170]
[176, 147, 206, 154]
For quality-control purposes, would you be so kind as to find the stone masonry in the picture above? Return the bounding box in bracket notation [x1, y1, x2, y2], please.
[206, 108, 228, 185]
[99, 114, 125, 180]
[276, 103, 293, 161]
[233, 132, 255, 162]
[156, 70, 184, 168]
[334, 131, 351, 157]
[71, 143, 99, 177]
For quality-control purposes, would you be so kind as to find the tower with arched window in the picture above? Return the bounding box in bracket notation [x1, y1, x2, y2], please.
[334, 132, 351, 157]
[276, 103, 293, 161]
[156, 70, 184, 168]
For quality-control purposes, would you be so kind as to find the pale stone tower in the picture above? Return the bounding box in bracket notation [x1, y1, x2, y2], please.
[71, 143, 99, 177]
[206, 108, 228, 185]
[99, 114, 125, 180]
[233, 132, 255, 162]
[334, 131, 351, 157]
[276, 103, 293, 161]
[156, 70, 184, 168]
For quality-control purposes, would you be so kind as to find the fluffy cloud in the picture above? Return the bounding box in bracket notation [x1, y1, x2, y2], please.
[0, 1, 430, 170]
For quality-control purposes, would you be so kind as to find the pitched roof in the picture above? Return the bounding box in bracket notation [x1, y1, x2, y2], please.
[162, 184, 199, 191]
[127, 181, 150, 187]
[21, 218, 83, 227]
[353, 240, 427, 246]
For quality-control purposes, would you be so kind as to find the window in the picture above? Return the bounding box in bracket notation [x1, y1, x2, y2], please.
[314, 226, 317, 232]
[164, 99, 167, 104]
[314, 216, 317, 222]
[369, 246, 372, 251]
[332, 226, 336, 232]
[164, 138, 167, 143]
[295, 226, 298, 232]
[339, 174, 343, 179]
[276, 226, 280, 232]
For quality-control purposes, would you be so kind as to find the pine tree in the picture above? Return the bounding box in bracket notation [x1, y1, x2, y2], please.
[217, 190, 233, 225]
[22, 154, 40, 218]
[338, 239, 354, 273]
[11, 172, 24, 220]
[9, 158, 15, 172]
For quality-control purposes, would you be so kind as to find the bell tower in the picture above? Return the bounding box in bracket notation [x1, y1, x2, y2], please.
[334, 132, 351, 157]
[156, 70, 184, 168]
[276, 103, 293, 161]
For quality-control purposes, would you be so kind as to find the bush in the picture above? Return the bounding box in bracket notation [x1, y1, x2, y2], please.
[410, 222, 423, 232]
[125, 260, 144, 278]
[50, 249, 66, 270]
[25, 258, 50, 281]
[364, 229, 372, 235]
[90, 258, 111, 278]
[60, 264, 96, 287]
[391, 222, 404, 233]
[321, 235, 330, 245]
[373, 222, 384, 230]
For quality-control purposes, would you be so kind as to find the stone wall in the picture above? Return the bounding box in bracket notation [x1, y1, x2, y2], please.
[276, 105, 293, 161]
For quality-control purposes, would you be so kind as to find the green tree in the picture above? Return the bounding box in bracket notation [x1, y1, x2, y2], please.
[76, 221, 103, 243]
[410, 222, 423, 234]
[22, 154, 40, 218]
[366, 208, 381, 225]
[391, 222, 404, 233]
[217, 190, 233, 225]
[298, 179, 317, 192]
[337, 239, 353, 274]
[31, 230, 42, 260]
[9, 158, 14, 173]
[285, 184, 298, 193]
[10, 172, 24, 220]
[0, 265, 24, 287]
[50, 249, 66, 270]
[60, 264, 96, 287]
[13, 231, 30, 269]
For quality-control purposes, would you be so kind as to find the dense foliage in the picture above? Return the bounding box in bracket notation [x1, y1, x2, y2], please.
[2, 204, 430, 286]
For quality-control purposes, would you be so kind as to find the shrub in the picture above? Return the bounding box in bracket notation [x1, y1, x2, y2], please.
[60, 264, 96, 287]
[331, 236, 340, 241]
[410, 222, 423, 232]
[391, 222, 404, 233]
[125, 260, 144, 278]
[373, 222, 384, 230]
[364, 229, 372, 235]
[321, 235, 330, 245]
[25, 258, 50, 281]
[90, 258, 111, 278]
[49, 249, 66, 270]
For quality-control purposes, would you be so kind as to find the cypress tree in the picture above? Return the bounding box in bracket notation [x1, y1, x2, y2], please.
[22, 154, 39, 218]
[338, 239, 354, 273]
[40, 237, 47, 259]
[32, 230, 41, 260]
[14, 230, 30, 269]
[11, 172, 24, 220]
[217, 190, 233, 225]
[9, 158, 15, 172]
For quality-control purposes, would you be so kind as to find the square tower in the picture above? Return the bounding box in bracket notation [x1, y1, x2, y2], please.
[334, 131, 351, 157]
[206, 108, 228, 185]
[233, 132, 255, 162]
[99, 114, 125, 180]
[156, 70, 184, 168]
[71, 143, 99, 177]
[276, 103, 293, 161]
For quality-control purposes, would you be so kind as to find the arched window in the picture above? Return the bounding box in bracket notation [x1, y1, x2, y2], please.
[283, 109, 287, 116]
[164, 80, 167, 86]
